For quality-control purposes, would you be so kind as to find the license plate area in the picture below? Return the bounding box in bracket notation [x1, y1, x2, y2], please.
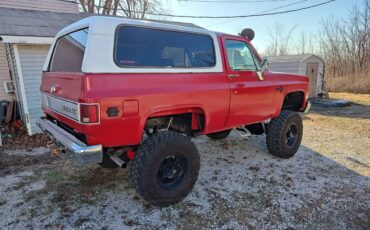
[41, 93, 79, 121]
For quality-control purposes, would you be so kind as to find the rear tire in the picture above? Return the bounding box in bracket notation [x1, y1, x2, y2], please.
[266, 110, 303, 158]
[207, 129, 232, 140]
[130, 131, 200, 207]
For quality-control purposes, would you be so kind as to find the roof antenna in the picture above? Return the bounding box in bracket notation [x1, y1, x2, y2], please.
[240, 28, 255, 41]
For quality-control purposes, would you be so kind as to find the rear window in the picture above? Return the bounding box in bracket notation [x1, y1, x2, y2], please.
[49, 28, 88, 72]
[115, 26, 215, 68]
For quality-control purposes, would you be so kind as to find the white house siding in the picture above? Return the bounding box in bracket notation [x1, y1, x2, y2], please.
[17, 44, 50, 134]
[0, 43, 14, 101]
[0, 0, 78, 13]
[268, 61, 300, 75]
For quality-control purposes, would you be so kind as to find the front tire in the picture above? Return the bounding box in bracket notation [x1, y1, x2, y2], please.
[266, 110, 303, 158]
[130, 131, 200, 207]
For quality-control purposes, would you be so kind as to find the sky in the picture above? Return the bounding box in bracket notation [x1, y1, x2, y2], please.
[159, 0, 360, 52]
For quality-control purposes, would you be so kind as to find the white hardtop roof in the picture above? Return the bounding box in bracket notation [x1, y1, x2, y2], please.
[43, 16, 223, 73]
[267, 54, 324, 63]
[56, 16, 213, 38]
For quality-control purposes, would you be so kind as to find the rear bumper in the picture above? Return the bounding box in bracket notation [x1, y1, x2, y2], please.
[303, 101, 311, 113]
[36, 118, 103, 164]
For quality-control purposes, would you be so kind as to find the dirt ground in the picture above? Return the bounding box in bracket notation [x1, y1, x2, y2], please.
[0, 92, 369, 229]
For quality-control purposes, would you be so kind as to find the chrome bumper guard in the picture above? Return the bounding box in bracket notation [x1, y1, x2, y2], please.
[303, 101, 311, 114]
[36, 118, 103, 164]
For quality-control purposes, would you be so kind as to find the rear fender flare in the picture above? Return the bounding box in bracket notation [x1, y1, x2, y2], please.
[140, 105, 208, 134]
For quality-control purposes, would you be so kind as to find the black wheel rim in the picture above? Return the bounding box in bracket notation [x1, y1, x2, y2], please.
[157, 155, 187, 190]
[286, 123, 298, 147]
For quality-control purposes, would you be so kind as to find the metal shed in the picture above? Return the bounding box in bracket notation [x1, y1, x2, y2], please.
[267, 54, 325, 98]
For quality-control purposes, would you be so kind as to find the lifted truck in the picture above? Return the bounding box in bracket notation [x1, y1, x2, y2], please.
[37, 16, 310, 206]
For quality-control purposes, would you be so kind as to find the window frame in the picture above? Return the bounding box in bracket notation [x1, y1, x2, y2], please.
[224, 39, 260, 72]
[248, 44, 262, 70]
[113, 24, 217, 69]
[48, 27, 89, 72]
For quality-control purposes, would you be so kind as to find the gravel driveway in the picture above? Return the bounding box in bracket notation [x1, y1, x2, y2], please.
[1, 93, 369, 229]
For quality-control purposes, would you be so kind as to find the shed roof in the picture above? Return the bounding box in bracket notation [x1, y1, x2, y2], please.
[267, 54, 323, 63]
[0, 7, 202, 38]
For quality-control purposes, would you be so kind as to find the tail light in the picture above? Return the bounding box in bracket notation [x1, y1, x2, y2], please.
[80, 104, 99, 123]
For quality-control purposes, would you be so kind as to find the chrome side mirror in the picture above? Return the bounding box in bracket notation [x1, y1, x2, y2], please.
[257, 59, 269, 81]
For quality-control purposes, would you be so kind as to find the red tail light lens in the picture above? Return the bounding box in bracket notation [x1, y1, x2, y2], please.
[80, 104, 99, 123]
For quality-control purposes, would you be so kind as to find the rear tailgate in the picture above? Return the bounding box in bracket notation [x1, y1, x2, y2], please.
[40, 72, 84, 122]
[41, 72, 83, 101]
[41, 27, 88, 101]
[40, 27, 89, 121]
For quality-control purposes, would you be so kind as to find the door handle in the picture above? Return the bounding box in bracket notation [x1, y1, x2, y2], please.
[227, 74, 240, 79]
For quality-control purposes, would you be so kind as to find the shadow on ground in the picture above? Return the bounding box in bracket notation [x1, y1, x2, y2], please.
[309, 103, 370, 120]
[0, 133, 369, 229]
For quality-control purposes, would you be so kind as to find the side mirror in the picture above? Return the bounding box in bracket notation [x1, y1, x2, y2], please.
[257, 59, 269, 81]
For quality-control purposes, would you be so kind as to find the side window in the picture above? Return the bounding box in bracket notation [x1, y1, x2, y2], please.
[161, 47, 187, 67]
[225, 40, 257, 71]
[115, 26, 215, 68]
[49, 28, 88, 72]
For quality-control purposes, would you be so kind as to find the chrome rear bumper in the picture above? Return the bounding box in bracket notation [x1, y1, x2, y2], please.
[36, 118, 103, 164]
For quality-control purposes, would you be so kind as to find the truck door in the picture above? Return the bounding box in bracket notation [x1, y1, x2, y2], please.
[222, 36, 276, 127]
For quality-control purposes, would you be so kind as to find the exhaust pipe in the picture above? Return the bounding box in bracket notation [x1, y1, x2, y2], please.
[108, 154, 127, 168]
[106, 147, 135, 168]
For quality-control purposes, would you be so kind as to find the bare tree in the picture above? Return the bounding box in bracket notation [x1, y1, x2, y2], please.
[296, 32, 306, 54]
[264, 23, 297, 56]
[262, 0, 369, 92]
[295, 32, 317, 54]
[319, 0, 370, 93]
[78, 0, 165, 18]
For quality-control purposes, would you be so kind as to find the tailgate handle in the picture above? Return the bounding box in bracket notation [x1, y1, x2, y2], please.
[50, 84, 61, 94]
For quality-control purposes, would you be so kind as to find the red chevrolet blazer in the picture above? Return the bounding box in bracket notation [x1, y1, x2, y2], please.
[37, 16, 310, 206]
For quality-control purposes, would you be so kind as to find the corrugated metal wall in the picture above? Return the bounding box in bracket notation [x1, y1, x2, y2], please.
[268, 61, 301, 75]
[17, 44, 50, 134]
[0, 43, 14, 101]
[268, 56, 325, 97]
[0, 0, 78, 13]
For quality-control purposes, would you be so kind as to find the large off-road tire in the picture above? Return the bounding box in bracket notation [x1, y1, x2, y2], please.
[130, 131, 200, 207]
[266, 110, 303, 158]
[206, 129, 232, 140]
